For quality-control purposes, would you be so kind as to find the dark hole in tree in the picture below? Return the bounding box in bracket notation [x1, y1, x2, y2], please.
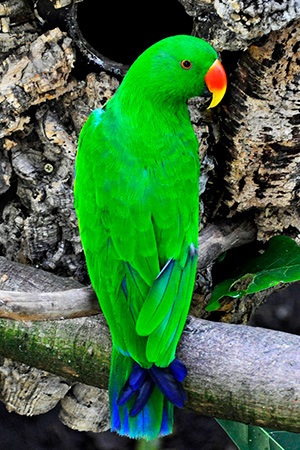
[77, 0, 193, 66]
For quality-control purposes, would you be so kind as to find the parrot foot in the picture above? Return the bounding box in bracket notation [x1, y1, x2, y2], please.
[117, 358, 187, 417]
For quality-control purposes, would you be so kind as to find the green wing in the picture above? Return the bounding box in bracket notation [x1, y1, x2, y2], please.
[135, 246, 197, 366]
[75, 106, 199, 368]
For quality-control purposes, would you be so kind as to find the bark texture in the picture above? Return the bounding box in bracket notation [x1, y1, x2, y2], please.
[179, 0, 300, 50]
[221, 20, 300, 240]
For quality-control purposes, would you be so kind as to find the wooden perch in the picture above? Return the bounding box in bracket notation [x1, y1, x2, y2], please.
[0, 310, 299, 432]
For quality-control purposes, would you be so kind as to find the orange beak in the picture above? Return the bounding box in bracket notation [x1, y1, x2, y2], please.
[204, 59, 227, 109]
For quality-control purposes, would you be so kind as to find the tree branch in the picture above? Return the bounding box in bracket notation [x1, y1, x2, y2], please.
[0, 311, 299, 432]
[197, 218, 256, 269]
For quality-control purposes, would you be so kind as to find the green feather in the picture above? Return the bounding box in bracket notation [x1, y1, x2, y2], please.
[135, 259, 182, 336]
[148, 250, 198, 366]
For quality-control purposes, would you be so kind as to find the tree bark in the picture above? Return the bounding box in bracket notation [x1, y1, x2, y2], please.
[221, 19, 300, 241]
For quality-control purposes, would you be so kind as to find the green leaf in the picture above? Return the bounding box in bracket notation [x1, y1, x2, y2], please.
[206, 236, 300, 312]
[268, 431, 300, 449]
[216, 420, 291, 450]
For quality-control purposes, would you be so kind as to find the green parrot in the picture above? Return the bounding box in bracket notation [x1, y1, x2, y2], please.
[74, 34, 227, 440]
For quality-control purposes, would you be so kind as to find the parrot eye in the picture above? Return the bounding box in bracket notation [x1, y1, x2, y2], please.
[180, 60, 192, 70]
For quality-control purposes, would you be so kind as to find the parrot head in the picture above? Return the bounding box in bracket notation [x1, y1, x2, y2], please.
[122, 34, 227, 109]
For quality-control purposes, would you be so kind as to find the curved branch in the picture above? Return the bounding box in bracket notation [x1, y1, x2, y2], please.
[197, 218, 256, 269]
[180, 317, 300, 432]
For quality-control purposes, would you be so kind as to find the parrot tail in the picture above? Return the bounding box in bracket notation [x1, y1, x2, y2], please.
[109, 347, 188, 440]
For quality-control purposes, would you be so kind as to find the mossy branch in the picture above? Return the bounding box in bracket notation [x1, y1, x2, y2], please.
[0, 304, 299, 432]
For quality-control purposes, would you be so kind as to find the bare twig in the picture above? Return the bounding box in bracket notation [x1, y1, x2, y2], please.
[197, 219, 256, 269]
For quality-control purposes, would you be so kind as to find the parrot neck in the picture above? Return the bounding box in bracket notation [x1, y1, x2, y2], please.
[116, 72, 189, 115]
[107, 83, 197, 162]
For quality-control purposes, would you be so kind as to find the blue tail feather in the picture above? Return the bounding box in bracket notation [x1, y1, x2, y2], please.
[169, 358, 188, 382]
[117, 384, 136, 406]
[160, 400, 173, 435]
[130, 377, 155, 416]
[129, 363, 148, 390]
[149, 365, 187, 407]
[117, 363, 148, 406]
[110, 347, 187, 440]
